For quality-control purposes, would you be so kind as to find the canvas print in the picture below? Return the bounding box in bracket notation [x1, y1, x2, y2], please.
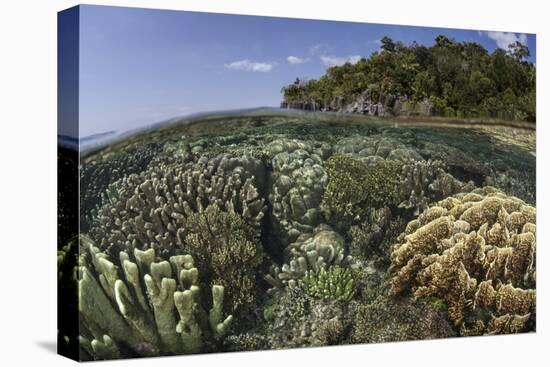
[57, 5, 536, 361]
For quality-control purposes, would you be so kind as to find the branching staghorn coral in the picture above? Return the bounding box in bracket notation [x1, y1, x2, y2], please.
[485, 169, 536, 205]
[321, 149, 472, 265]
[321, 154, 401, 227]
[389, 187, 536, 335]
[182, 204, 263, 314]
[78, 235, 233, 360]
[263, 225, 358, 346]
[90, 153, 266, 258]
[321, 150, 469, 263]
[266, 138, 332, 159]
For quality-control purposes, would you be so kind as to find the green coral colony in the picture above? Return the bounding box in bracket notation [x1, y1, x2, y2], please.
[58, 112, 536, 360]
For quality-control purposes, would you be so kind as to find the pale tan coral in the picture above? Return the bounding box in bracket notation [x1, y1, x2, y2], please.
[389, 187, 536, 335]
[267, 139, 329, 243]
[78, 236, 233, 360]
[265, 225, 354, 291]
[90, 153, 266, 258]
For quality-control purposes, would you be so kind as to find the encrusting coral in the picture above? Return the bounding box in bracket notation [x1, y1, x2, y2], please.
[389, 187, 536, 335]
[77, 235, 233, 360]
[332, 136, 422, 164]
[261, 288, 352, 349]
[351, 280, 456, 343]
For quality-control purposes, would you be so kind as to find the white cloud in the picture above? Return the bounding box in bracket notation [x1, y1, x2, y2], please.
[178, 106, 190, 112]
[320, 54, 362, 67]
[309, 43, 330, 55]
[287, 56, 309, 64]
[484, 31, 528, 49]
[224, 59, 275, 72]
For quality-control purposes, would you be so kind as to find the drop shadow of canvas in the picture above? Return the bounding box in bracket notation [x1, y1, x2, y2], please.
[36, 340, 57, 354]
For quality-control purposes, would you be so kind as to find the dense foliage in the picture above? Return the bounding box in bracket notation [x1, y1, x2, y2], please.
[282, 36, 536, 121]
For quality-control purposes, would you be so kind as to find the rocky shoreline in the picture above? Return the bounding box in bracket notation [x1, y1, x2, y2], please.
[281, 90, 436, 118]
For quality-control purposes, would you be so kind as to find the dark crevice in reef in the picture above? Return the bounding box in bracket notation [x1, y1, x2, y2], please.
[446, 164, 486, 187]
[260, 201, 284, 265]
[259, 162, 284, 265]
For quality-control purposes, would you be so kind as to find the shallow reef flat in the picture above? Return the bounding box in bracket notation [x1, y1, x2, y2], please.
[61, 111, 536, 360]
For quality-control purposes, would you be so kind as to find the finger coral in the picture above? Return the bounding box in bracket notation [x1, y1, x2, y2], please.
[78, 235, 233, 360]
[90, 153, 266, 258]
[80, 143, 160, 229]
[389, 187, 536, 335]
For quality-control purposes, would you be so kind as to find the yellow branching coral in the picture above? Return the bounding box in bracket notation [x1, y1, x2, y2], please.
[389, 187, 536, 335]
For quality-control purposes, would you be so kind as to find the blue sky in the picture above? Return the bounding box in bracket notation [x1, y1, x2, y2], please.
[77, 5, 536, 136]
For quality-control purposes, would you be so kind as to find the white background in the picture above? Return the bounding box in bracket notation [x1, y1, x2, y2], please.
[0, 0, 548, 365]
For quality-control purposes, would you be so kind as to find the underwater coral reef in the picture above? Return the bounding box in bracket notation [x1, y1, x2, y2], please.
[389, 187, 535, 335]
[58, 113, 536, 360]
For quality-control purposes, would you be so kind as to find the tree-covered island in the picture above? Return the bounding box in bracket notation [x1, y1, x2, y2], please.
[281, 35, 535, 122]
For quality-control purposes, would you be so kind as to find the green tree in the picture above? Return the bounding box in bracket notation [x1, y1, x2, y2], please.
[380, 36, 396, 52]
[508, 41, 530, 62]
[281, 34, 535, 122]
